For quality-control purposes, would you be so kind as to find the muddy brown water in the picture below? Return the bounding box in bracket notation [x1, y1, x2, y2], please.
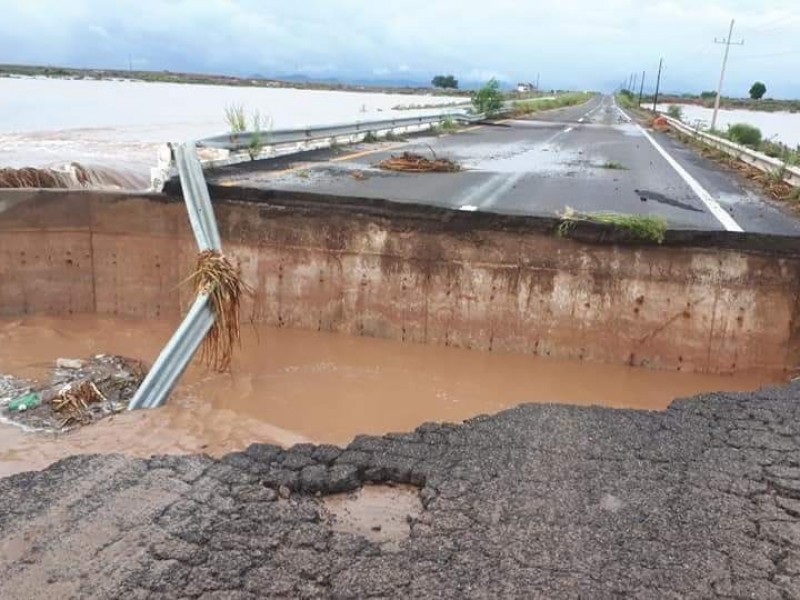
[0, 315, 780, 477]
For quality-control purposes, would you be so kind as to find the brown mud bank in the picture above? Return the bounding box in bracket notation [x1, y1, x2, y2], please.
[2, 187, 800, 375]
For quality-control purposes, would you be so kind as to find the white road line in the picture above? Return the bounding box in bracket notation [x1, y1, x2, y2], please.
[480, 172, 526, 208]
[634, 122, 744, 232]
[456, 173, 507, 206]
[612, 99, 743, 231]
[614, 107, 631, 123]
[454, 124, 572, 211]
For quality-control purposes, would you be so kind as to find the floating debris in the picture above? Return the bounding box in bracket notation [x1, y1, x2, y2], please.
[0, 355, 146, 432]
[378, 151, 461, 173]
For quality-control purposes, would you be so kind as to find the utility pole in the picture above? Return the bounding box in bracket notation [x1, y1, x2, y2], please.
[638, 71, 645, 107]
[711, 19, 744, 131]
[652, 58, 663, 111]
[128, 53, 133, 72]
[536, 72, 540, 92]
[632, 73, 638, 96]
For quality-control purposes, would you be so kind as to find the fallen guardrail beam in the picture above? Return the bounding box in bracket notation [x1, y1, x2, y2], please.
[662, 114, 800, 188]
[129, 143, 221, 410]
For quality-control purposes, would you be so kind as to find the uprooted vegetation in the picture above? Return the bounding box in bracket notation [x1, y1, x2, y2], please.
[558, 207, 667, 243]
[191, 249, 252, 372]
[378, 150, 461, 173]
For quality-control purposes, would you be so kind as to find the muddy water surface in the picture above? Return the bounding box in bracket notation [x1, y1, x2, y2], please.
[0, 315, 780, 477]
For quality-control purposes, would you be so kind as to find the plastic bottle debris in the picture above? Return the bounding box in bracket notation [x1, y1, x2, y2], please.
[56, 358, 84, 370]
[9, 392, 41, 412]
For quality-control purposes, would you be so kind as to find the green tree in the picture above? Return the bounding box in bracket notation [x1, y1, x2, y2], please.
[749, 81, 767, 100]
[471, 78, 503, 116]
[432, 74, 459, 89]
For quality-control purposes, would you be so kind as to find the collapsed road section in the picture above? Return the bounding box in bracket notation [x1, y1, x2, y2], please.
[3, 182, 800, 597]
[2, 188, 800, 375]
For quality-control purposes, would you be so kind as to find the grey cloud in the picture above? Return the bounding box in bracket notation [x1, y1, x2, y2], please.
[0, 0, 798, 96]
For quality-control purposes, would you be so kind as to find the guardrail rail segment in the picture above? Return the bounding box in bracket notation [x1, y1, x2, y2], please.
[662, 114, 800, 188]
[149, 100, 537, 191]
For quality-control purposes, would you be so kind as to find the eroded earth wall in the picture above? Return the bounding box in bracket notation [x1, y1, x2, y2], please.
[2, 189, 799, 375]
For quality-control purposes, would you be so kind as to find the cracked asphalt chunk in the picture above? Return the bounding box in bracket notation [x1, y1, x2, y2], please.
[2, 385, 800, 597]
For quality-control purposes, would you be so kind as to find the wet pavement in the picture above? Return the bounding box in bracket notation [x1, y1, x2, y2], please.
[205, 95, 800, 236]
[1, 383, 800, 598]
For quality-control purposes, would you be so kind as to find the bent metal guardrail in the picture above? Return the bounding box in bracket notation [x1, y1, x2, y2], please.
[661, 114, 800, 188]
[129, 143, 219, 410]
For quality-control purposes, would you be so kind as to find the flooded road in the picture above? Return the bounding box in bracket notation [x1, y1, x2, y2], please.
[0, 315, 780, 477]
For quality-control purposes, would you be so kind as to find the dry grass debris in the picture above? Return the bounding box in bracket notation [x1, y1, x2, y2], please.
[191, 250, 251, 372]
[53, 380, 107, 427]
[378, 151, 461, 173]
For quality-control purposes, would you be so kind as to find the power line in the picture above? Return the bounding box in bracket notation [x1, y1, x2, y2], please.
[711, 19, 745, 131]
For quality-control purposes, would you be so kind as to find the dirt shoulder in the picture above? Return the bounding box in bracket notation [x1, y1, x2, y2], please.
[1, 384, 799, 598]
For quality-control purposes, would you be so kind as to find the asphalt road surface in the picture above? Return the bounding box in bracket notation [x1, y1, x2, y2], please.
[209, 95, 800, 236]
[2, 384, 800, 598]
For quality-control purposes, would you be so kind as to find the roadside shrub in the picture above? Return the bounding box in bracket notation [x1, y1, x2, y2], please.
[727, 123, 762, 148]
[666, 105, 683, 120]
[471, 79, 503, 117]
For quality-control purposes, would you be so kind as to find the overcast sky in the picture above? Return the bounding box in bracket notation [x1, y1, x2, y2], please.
[1, 0, 799, 97]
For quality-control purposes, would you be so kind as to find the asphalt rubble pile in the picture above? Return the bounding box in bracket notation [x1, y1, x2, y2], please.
[0, 355, 146, 432]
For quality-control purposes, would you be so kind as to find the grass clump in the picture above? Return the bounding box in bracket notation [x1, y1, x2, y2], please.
[558, 207, 667, 243]
[247, 110, 268, 160]
[727, 123, 762, 148]
[384, 131, 406, 142]
[472, 78, 504, 117]
[601, 160, 626, 170]
[362, 131, 379, 143]
[225, 103, 247, 134]
[666, 105, 683, 120]
[439, 117, 459, 132]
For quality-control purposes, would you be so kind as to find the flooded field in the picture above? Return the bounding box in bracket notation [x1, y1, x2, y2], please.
[0, 315, 779, 477]
[0, 77, 458, 181]
[657, 102, 800, 147]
